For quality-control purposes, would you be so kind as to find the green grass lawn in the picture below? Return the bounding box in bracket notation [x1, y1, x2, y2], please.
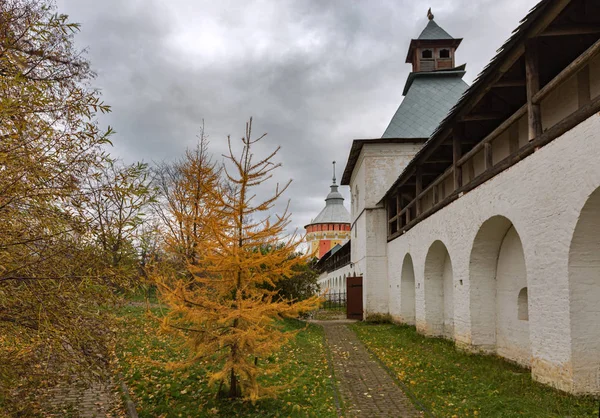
[123, 285, 160, 304]
[312, 309, 346, 320]
[116, 306, 337, 418]
[351, 322, 599, 418]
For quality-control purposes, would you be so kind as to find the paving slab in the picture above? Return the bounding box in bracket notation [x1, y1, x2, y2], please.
[46, 379, 124, 418]
[313, 320, 424, 418]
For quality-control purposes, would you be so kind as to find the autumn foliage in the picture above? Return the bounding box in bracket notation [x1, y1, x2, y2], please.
[1, 0, 320, 411]
[0, 1, 152, 412]
[152, 120, 319, 400]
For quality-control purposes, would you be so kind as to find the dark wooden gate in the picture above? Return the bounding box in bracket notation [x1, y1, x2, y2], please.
[346, 276, 363, 320]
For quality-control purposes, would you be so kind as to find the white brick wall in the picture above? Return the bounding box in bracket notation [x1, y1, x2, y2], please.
[382, 113, 600, 394]
[337, 55, 600, 395]
[318, 264, 356, 293]
[349, 142, 422, 318]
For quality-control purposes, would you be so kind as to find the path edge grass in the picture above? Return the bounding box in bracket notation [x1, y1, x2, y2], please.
[345, 323, 434, 417]
[351, 321, 599, 417]
[117, 372, 139, 418]
[313, 320, 347, 418]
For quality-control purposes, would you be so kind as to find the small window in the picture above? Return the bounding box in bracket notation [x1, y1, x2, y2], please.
[439, 49, 450, 59]
[518, 287, 529, 321]
[421, 49, 433, 59]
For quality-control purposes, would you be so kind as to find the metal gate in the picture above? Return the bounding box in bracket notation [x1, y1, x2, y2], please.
[346, 276, 363, 320]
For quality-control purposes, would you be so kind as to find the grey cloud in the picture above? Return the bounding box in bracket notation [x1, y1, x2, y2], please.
[56, 0, 539, 232]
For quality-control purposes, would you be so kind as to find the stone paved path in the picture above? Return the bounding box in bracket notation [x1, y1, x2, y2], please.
[315, 320, 424, 418]
[46, 379, 124, 417]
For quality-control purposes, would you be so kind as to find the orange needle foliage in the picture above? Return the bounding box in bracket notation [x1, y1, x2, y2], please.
[152, 119, 319, 401]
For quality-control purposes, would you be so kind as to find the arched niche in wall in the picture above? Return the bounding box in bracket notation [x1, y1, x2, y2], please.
[400, 253, 416, 325]
[423, 240, 454, 338]
[569, 187, 600, 394]
[469, 215, 530, 366]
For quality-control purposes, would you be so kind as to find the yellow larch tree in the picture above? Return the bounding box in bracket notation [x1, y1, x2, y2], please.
[153, 129, 222, 269]
[153, 119, 319, 400]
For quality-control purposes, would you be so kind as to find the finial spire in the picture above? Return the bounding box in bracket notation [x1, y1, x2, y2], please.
[332, 161, 337, 185]
[427, 8, 434, 20]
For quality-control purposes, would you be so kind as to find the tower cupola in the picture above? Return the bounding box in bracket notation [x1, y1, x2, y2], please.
[406, 9, 463, 73]
[382, 9, 468, 139]
[304, 162, 351, 259]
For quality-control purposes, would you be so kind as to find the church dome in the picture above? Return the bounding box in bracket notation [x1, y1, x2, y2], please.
[306, 161, 350, 226]
[311, 183, 350, 224]
[304, 162, 351, 259]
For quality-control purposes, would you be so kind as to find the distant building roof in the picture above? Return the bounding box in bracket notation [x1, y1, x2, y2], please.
[382, 70, 468, 138]
[306, 164, 351, 226]
[309, 182, 350, 225]
[418, 19, 454, 40]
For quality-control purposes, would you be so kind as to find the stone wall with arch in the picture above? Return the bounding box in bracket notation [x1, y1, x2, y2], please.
[383, 113, 600, 394]
[423, 241, 454, 338]
[568, 186, 600, 394]
[468, 216, 530, 366]
[317, 264, 356, 295]
[399, 253, 416, 325]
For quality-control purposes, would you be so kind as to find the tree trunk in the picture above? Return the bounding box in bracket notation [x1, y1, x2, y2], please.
[229, 367, 238, 398]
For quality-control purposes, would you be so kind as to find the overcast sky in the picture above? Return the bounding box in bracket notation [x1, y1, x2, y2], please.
[56, 0, 539, 233]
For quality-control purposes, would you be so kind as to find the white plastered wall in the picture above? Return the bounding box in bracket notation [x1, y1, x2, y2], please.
[317, 264, 356, 294]
[386, 112, 600, 393]
[349, 142, 422, 316]
[495, 226, 530, 367]
[568, 187, 600, 394]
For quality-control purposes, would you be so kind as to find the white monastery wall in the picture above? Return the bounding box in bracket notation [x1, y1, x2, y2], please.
[495, 226, 530, 366]
[384, 112, 600, 393]
[336, 40, 600, 395]
[349, 142, 422, 315]
[362, 207, 390, 313]
[363, 144, 422, 208]
[350, 155, 366, 222]
[350, 208, 367, 275]
[318, 264, 356, 294]
[569, 186, 600, 393]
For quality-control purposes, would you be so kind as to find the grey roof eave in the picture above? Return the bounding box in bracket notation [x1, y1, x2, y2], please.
[402, 66, 466, 95]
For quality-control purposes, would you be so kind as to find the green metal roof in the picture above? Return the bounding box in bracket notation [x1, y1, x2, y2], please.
[382, 71, 468, 139]
[380, 0, 556, 206]
[305, 182, 350, 226]
[418, 19, 454, 40]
